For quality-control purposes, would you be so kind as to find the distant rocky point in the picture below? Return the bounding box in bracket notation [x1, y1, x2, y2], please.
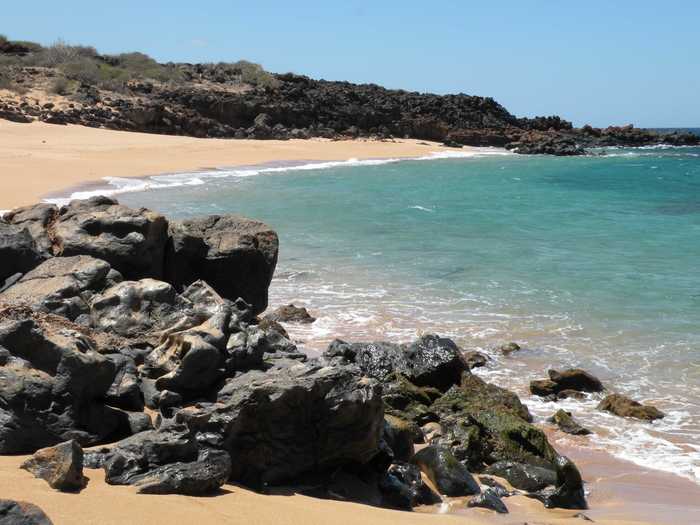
[1, 37, 697, 155]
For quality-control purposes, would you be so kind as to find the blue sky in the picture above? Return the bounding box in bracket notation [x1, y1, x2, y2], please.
[3, 1, 699, 127]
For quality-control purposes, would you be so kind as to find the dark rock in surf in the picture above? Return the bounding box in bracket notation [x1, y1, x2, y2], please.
[264, 303, 316, 324]
[597, 393, 665, 421]
[527, 455, 587, 509]
[548, 409, 592, 436]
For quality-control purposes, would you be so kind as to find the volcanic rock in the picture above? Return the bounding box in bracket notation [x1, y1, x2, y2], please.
[597, 393, 665, 421]
[20, 440, 86, 491]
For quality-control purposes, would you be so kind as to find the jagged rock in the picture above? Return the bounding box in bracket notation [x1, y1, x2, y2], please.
[325, 334, 468, 391]
[20, 440, 86, 491]
[528, 455, 587, 509]
[104, 353, 143, 411]
[264, 304, 316, 324]
[410, 445, 480, 497]
[3, 203, 58, 256]
[548, 409, 592, 436]
[383, 415, 415, 462]
[484, 461, 556, 492]
[91, 278, 227, 339]
[54, 196, 168, 280]
[144, 307, 230, 396]
[464, 350, 488, 369]
[0, 307, 126, 453]
[388, 462, 442, 506]
[0, 500, 53, 525]
[0, 222, 46, 284]
[165, 214, 279, 314]
[467, 488, 508, 513]
[176, 360, 384, 488]
[133, 448, 231, 495]
[0, 256, 122, 321]
[531, 368, 603, 397]
[597, 393, 665, 421]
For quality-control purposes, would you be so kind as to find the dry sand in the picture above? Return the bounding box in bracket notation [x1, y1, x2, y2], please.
[0, 451, 678, 525]
[0, 120, 461, 210]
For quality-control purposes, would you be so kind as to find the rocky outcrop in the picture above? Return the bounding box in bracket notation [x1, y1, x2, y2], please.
[0, 256, 122, 321]
[0, 500, 53, 525]
[54, 197, 169, 280]
[165, 215, 279, 314]
[177, 359, 384, 488]
[597, 393, 665, 421]
[325, 334, 468, 392]
[528, 456, 587, 509]
[0, 222, 46, 287]
[0, 306, 130, 453]
[20, 440, 86, 491]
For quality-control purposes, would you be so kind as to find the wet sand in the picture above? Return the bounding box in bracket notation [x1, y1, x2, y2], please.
[0, 120, 463, 209]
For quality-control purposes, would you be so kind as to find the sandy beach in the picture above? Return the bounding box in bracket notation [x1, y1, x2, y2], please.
[0, 120, 461, 210]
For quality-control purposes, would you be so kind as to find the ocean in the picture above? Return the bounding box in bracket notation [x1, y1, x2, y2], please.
[71, 136, 700, 484]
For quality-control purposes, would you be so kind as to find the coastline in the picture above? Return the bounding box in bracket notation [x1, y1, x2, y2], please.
[0, 120, 474, 210]
[1, 121, 698, 525]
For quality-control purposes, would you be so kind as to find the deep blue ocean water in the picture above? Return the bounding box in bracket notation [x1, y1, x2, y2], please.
[91, 139, 700, 482]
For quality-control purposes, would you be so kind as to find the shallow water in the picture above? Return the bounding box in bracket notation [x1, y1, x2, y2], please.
[112, 143, 700, 484]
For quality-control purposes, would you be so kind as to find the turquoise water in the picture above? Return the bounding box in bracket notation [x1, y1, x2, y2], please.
[111, 145, 700, 482]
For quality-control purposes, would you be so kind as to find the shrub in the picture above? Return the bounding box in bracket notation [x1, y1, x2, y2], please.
[0, 34, 8, 45]
[25, 39, 97, 67]
[230, 60, 279, 88]
[50, 75, 70, 95]
[110, 51, 184, 83]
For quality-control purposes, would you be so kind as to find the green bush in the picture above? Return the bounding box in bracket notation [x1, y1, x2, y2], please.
[0, 34, 8, 45]
[110, 52, 184, 83]
[230, 60, 279, 88]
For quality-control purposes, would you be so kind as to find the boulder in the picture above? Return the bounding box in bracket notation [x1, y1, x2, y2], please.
[547, 369, 603, 393]
[0, 256, 122, 321]
[484, 461, 556, 492]
[531, 368, 603, 398]
[597, 393, 665, 421]
[548, 410, 592, 436]
[20, 440, 86, 491]
[431, 378, 555, 471]
[133, 448, 231, 495]
[0, 222, 46, 284]
[54, 196, 168, 280]
[467, 488, 508, 514]
[410, 446, 480, 497]
[2, 203, 58, 256]
[0, 500, 53, 525]
[104, 353, 144, 411]
[177, 359, 384, 488]
[0, 307, 124, 453]
[325, 334, 468, 391]
[528, 456, 587, 509]
[165, 214, 279, 314]
[386, 462, 441, 506]
[264, 304, 316, 324]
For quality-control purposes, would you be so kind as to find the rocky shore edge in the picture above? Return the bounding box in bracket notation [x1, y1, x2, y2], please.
[0, 197, 667, 523]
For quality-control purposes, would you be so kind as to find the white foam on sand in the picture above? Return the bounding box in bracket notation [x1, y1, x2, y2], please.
[43, 148, 513, 205]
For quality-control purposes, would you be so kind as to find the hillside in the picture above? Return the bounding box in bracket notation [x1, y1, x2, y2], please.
[1, 37, 697, 155]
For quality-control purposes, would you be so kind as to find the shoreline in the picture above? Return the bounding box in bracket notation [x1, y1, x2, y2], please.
[0, 119, 486, 210]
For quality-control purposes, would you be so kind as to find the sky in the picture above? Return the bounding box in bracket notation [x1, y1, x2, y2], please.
[3, 1, 699, 127]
